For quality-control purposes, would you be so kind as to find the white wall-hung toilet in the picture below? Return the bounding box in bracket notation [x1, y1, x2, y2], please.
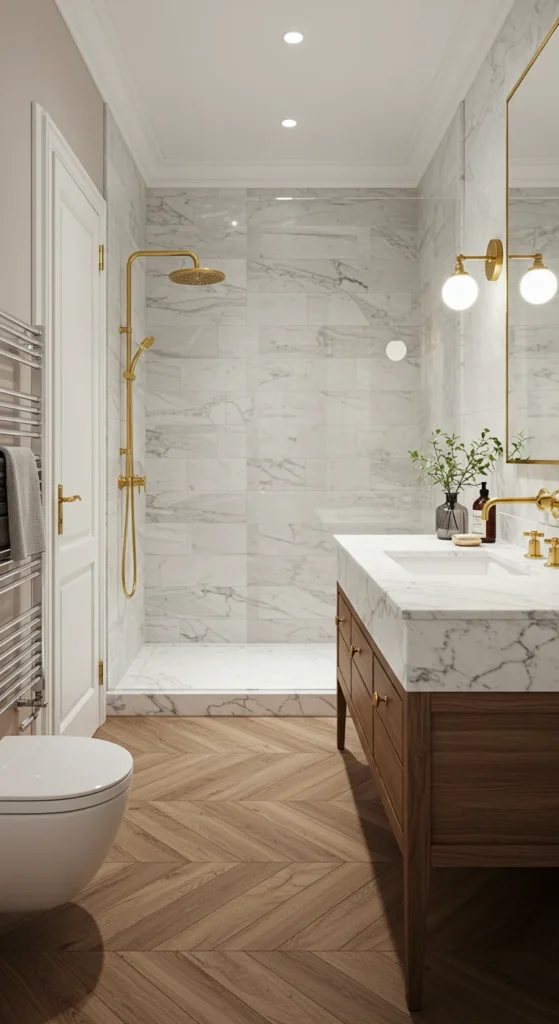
[0, 736, 133, 913]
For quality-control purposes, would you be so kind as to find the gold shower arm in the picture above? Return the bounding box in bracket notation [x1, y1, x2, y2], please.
[119, 250, 200, 346]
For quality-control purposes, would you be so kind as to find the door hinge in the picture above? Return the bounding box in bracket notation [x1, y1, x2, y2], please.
[98, 659, 104, 687]
[98, 244, 105, 271]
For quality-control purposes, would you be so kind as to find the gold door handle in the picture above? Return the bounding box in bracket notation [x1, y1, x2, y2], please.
[350, 645, 361, 658]
[372, 691, 389, 708]
[58, 485, 82, 535]
[335, 615, 346, 625]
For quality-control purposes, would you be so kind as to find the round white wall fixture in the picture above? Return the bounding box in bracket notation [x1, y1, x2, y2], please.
[386, 340, 407, 361]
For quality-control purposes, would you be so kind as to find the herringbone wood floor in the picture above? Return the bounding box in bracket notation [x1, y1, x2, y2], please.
[1, 717, 559, 1023]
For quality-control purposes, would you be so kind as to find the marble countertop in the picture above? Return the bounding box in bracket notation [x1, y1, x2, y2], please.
[335, 534, 559, 692]
[335, 534, 559, 620]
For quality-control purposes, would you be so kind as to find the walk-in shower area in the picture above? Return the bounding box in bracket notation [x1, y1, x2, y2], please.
[106, 136, 424, 715]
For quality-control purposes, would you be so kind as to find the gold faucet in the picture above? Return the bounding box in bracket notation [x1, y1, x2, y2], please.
[544, 538, 559, 568]
[523, 531, 544, 559]
[482, 488, 559, 521]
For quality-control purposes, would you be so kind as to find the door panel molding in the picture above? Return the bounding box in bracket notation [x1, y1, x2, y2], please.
[32, 104, 106, 735]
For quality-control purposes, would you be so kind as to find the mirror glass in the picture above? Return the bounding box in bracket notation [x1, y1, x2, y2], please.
[507, 20, 559, 463]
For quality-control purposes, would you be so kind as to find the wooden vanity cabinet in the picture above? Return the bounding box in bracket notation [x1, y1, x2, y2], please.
[336, 585, 559, 1011]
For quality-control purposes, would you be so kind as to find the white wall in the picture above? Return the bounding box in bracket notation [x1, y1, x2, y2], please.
[0, 0, 104, 323]
[420, 0, 559, 544]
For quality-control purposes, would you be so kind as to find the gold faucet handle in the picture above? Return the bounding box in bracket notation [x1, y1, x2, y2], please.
[544, 537, 559, 567]
[524, 531, 544, 559]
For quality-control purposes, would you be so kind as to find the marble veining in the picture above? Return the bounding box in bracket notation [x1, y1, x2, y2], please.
[143, 186, 426, 644]
[337, 534, 559, 692]
[108, 643, 336, 716]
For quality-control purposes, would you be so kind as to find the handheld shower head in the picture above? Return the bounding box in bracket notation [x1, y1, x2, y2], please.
[125, 336, 155, 380]
[169, 266, 226, 286]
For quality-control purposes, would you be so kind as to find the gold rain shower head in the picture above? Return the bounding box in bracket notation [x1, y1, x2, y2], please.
[168, 266, 226, 286]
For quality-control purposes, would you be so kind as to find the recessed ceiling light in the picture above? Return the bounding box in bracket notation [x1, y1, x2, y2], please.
[283, 30, 304, 44]
[281, 118, 297, 128]
[231, 220, 238, 226]
[276, 197, 293, 201]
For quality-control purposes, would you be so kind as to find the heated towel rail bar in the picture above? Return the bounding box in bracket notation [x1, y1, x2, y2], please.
[0, 308, 45, 724]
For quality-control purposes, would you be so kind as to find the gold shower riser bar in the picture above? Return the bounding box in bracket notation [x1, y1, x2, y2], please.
[119, 249, 225, 599]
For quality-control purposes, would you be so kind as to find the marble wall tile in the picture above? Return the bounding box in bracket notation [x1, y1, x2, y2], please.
[147, 259, 246, 326]
[142, 186, 426, 644]
[248, 584, 335, 620]
[247, 294, 308, 325]
[146, 585, 249, 618]
[146, 554, 247, 587]
[147, 188, 247, 259]
[147, 490, 246, 523]
[147, 424, 247, 459]
[247, 259, 369, 295]
[419, 0, 559, 541]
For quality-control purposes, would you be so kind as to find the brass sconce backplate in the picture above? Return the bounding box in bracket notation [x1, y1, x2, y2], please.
[484, 238, 503, 281]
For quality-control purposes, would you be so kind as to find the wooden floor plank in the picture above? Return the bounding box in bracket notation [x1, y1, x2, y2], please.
[0, 716, 557, 1022]
[121, 951, 271, 1024]
[0, 953, 126, 1024]
[222, 863, 378, 951]
[157, 863, 337, 951]
[251, 950, 411, 1024]
[105, 863, 283, 951]
[153, 799, 295, 862]
[186, 950, 345, 1024]
[61, 951, 200, 1024]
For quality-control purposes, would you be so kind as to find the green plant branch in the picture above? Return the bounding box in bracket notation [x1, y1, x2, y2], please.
[410, 428, 503, 493]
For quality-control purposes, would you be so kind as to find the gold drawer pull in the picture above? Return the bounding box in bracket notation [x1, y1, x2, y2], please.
[373, 691, 388, 708]
[335, 615, 346, 625]
[350, 645, 361, 658]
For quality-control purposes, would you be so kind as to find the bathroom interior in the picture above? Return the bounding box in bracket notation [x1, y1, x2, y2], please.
[1, 0, 559, 1019]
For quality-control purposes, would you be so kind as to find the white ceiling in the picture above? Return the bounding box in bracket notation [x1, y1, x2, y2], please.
[56, 0, 514, 187]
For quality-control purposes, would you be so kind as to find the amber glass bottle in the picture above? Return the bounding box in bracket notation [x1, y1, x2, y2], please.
[471, 482, 495, 543]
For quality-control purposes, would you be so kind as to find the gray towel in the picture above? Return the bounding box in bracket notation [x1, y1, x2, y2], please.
[0, 447, 45, 561]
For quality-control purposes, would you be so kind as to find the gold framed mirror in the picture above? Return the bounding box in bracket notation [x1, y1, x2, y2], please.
[506, 17, 559, 464]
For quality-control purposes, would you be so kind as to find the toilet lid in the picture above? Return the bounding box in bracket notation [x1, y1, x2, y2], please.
[0, 736, 133, 811]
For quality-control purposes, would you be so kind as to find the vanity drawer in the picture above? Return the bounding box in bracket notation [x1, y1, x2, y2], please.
[350, 618, 374, 693]
[351, 666, 373, 754]
[374, 716, 403, 824]
[373, 657, 403, 760]
[336, 592, 351, 649]
[338, 634, 352, 692]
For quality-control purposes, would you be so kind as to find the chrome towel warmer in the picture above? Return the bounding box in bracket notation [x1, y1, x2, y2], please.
[0, 308, 45, 729]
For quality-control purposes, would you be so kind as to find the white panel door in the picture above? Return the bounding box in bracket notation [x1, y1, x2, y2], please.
[51, 154, 104, 736]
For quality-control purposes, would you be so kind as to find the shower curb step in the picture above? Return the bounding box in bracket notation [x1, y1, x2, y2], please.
[107, 690, 336, 716]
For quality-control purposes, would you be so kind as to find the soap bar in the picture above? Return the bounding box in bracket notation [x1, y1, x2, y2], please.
[452, 534, 482, 547]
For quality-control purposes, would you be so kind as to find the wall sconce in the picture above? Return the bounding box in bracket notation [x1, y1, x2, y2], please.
[509, 252, 558, 305]
[442, 239, 503, 311]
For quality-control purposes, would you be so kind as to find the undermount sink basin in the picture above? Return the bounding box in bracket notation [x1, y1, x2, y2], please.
[388, 550, 529, 577]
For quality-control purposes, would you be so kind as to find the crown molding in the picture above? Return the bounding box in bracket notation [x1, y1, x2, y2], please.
[55, 0, 159, 183]
[406, 0, 516, 183]
[57, 0, 514, 190]
[149, 161, 417, 189]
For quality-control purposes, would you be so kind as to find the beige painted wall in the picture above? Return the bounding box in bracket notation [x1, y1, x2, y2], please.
[0, 0, 104, 322]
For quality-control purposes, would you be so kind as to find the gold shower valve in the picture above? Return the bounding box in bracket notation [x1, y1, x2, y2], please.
[118, 475, 146, 493]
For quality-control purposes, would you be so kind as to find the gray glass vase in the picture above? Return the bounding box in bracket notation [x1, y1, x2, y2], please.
[436, 492, 468, 540]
